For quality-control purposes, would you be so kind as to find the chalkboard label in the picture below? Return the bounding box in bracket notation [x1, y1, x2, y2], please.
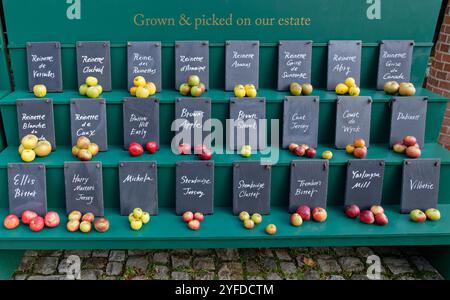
[278, 40, 312, 90]
[400, 159, 440, 214]
[225, 40, 260, 91]
[289, 160, 329, 213]
[233, 161, 271, 215]
[335, 96, 372, 149]
[70, 98, 108, 151]
[76, 41, 111, 91]
[175, 41, 209, 90]
[377, 40, 414, 90]
[26, 42, 62, 92]
[390, 96, 427, 147]
[119, 161, 158, 216]
[64, 161, 104, 216]
[174, 97, 211, 147]
[175, 161, 214, 215]
[127, 41, 161, 91]
[229, 97, 266, 150]
[16, 98, 56, 149]
[344, 159, 385, 210]
[8, 163, 47, 216]
[282, 96, 319, 148]
[123, 97, 159, 149]
[327, 40, 362, 90]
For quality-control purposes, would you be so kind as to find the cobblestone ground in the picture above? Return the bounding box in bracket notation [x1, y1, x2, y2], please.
[12, 247, 443, 280]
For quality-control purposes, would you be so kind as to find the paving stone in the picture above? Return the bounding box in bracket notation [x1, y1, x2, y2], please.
[247, 275, 264, 280]
[193, 272, 215, 280]
[356, 247, 375, 258]
[339, 257, 364, 272]
[24, 250, 39, 257]
[28, 275, 64, 280]
[218, 263, 244, 280]
[172, 255, 191, 269]
[128, 250, 149, 256]
[383, 257, 414, 275]
[82, 257, 107, 269]
[64, 250, 92, 258]
[240, 248, 259, 259]
[153, 252, 169, 264]
[192, 249, 214, 255]
[303, 269, 320, 280]
[280, 262, 297, 275]
[13, 274, 28, 280]
[34, 257, 59, 275]
[81, 269, 103, 280]
[274, 249, 292, 261]
[126, 256, 149, 272]
[109, 250, 126, 262]
[266, 273, 282, 280]
[262, 258, 278, 271]
[245, 260, 262, 274]
[350, 274, 369, 280]
[216, 249, 240, 261]
[410, 256, 437, 273]
[317, 257, 342, 273]
[103, 276, 119, 280]
[153, 265, 170, 280]
[171, 249, 191, 256]
[106, 262, 123, 276]
[258, 248, 274, 257]
[17, 256, 36, 273]
[333, 247, 355, 257]
[130, 275, 148, 280]
[172, 271, 191, 280]
[193, 257, 215, 271]
[398, 276, 417, 280]
[327, 275, 345, 280]
[92, 250, 110, 258]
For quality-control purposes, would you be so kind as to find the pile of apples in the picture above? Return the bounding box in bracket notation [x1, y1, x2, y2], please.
[345, 138, 368, 159]
[179, 75, 205, 97]
[410, 208, 441, 223]
[238, 211, 263, 229]
[67, 211, 109, 233]
[345, 204, 388, 226]
[33, 84, 47, 98]
[79, 76, 103, 99]
[392, 136, 421, 158]
[291, 205, 328, 225]
[19, 134, 52, 162]
[234, 84, 257, 98]
[182, 211, 205, 230]
[177, 143, 213, 160]
[384, 81, 416, 96]
[128, 141, 158, 157]
[130, 76, 157, 98]
[72, 136, 99, 161]
[128, 208, 151, 231]
[3, 210, 60, 231]
[288, 143, 317, 158]
[289, 82, 313, 96]
[335, 77, 360, 96]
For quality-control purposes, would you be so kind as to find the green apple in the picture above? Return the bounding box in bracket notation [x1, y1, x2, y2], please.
[239, 211, 250, 221]
[79, 84, 89, 96]
[425, 208, 441, 221]
[133, 208, 143, 219]
[141, 212, 151, 224]
[251, 213, 262, 224]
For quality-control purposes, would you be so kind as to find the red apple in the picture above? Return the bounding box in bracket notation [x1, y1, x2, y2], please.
[294, 146, 306, 157]
[67, 220, 80, 232]
[3, 214, 20, 230]
[128, 142, 144, 157]
[410, 209, 427, 222]
[198, 149, 213, 161]
[312, 207, 327, 222]
[344, 204, 360, 218]
[306, 148, 317, 158]
[359, 210, 375, 224]
[188, 219, 200, 230]
[353, 147, 367, 159]
[94, 217, 110, 232]
[288, 143, 299, 152]
[182, 211, 194, 223]
[299, 144, 310, 151]
[375, 213, 389, 226]
[21, 210, 38, 225]
[403, 136, 417, 147]
[290, 213, 303, 226]
[194, 144, 208, 154]
[29, 216, 45, 232]
[353, 138, 366, 148]
[145, 141, 158, 154]
[370, 205, 384, 216]
[406, 146, 421, 159]
[194, 212, 204, 222]
[296, 205, 311, 221]
[178, 143, 191, 155]
[44, 212, 60, 228]
[82, 212, 95, 223]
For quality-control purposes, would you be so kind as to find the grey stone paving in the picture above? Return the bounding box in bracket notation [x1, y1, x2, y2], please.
[11, 247, 443, 280]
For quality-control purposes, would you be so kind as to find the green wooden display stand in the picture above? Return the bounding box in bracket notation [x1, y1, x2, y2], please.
[0, 0, 449, 279]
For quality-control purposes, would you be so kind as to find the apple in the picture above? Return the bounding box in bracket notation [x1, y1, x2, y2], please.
[66, 220, 80, 232]
[344, 205, 360, 219]
[410, 209, 427, 222]
[21, 134, 39, 150]
[77, 149, 93, 161]
[21, 210, 38, 225]
[344, 77, 356, 88]
[370, 205, 384, 216]
[265, 224, 277, 235]
[346, 144, 355, 154]
[239, 211, 250, 221]
[399, 82, 416, 96]
[354, 147, 367, 159]
[21, 149, 36, 163]
[182, 211, 194, 223]
[188, 219, 200, 230]
[79, 84, 89, 96]
[246, 87, 257, 98]
[301, 83, 313, 95]
[199, 149, 213, 161]
[349, 86, 360, 96]
[312, 207, 327, 222]
[79, 221, 92, 233]
[251, 213, 262, 224]
[198, 83, 206, 93]
[3, 214, 20, 230]
[133, 76, 146, 87]
[384, 81, 400, 94]
[294, 145, 306, 157]
[194, 144, 208, 154]
[290, 213, 303, 227]
[141, 212, 151, 224]
[129, 143, 144, 157]
[194, 212, 204, 222]
[290, 82, 302, 96]
[85, 76, 98, 87]
[34, 140, 52, 157]
[88, 143, 99, 156]
[146, 141, 158, 154]
[18, 144, 24, 155]
[187, 75, 200, 87]
[306, 148, 317, 158]
[322, 150, 333, 160]
[405, 146, 421, 159]
[375, 213, 389, 226]
[234, 85, 246, 98]
[144, 82, 156, 96]
[33, 84, 47, 98]
[296, 205, 311, 221]
[353, 138, 366, 148]
[72, 146, 80, 156]
[86, 86, 101, 98]
[243, 219, 255, 229]
[179, 83, 191, 96]
[68, 210, 82, 221]
[76, 136, 91, 149]
[130, 86, 138, 96]
[288, 143, 299, 152]
[299, 144, 310, 151]
[403, 136, 417, 147]
[190, 85, 204, 97]
[30, 216, 45, 232]
[240, 145, 252, 157]
[359, 210, 375, 224]
[178, 143, 192, 155]
[94, 217, 110, 232]
[82, 212, 95, 223]
[425, 208, 441, 221]
[44, 212, 60, 228]
[132, 208, 143, 219]
[393, 142, 407, 154]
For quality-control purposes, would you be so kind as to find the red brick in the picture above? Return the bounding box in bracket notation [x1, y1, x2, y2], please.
[438, 80, 450, 90]
[444, 63, 450, 72]
[436, 70, 448, 80]
[440, 43, 450, 53]
[434, 61, 445, 71]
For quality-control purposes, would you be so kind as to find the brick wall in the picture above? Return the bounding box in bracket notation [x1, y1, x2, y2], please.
[426, 1, 450, 149]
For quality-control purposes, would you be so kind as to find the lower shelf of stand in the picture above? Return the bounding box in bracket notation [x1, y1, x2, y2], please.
[1, 205, 450, 249]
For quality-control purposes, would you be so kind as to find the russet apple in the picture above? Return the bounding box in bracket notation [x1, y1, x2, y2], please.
[243, 219, 255, 229]
[290, 213, 303, 226]
[265, 224, 277, 235]
[21, 210, 38, 225]
[344, 205, 360, 218]
[194, 212, 204, 222]
[82, 212, 95, 223]
[94, 217, 110, 232]
[76, 136, 91, 149]
[44, 211, 60, 228]
[375, 213, 389, 226]
[3, 214, 20, 229]
[29, 216, 45, 232]
[312, 207, 327, 222]
[370, 205, 384, 216]
[21, 134, 39, 150]
[410, 209, 427, 222]
[251, 213, 262, 224]
[182, 211, 194, 223]
[301, 83, 313, 95]
[141, 212, 151, 224]
[66, 220, 80, 232]
[239, 211, 250, 221]
[296, 205, 311, 221]
[406, 146, 421, 159]
[399, 82, 416, 96]
[383, 81, 400, 94]
[34, 140, 52, 157]
[359, 210, 375, 224]
[425, 208, 441, 221]
[188, 219, 200, 230]
[68, 210, 82, 221]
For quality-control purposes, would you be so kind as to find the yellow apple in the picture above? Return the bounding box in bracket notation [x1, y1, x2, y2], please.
[21, 149, 36, 162]
[344, 77, 356, 88]
[133, 76, 146, 87]
[135, 86, 150, 98]
[145, 82, 157, 96]
[85, 76, 98, 87]
[21, 134, 39, 150]
[34, 140, 52, 157]
[246, 88, 257, 98]
[18, 144, 24, 155]
[79, 84, 89, 96]
[349, 86, 360, 96]
[130, 86, 138, 96]
[141, 212, 151, 224]
[86, 86, 101, 98]
[335, 83, 349, 95]
[130, 220, 143, 231]
[33, 84, 47, 98]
